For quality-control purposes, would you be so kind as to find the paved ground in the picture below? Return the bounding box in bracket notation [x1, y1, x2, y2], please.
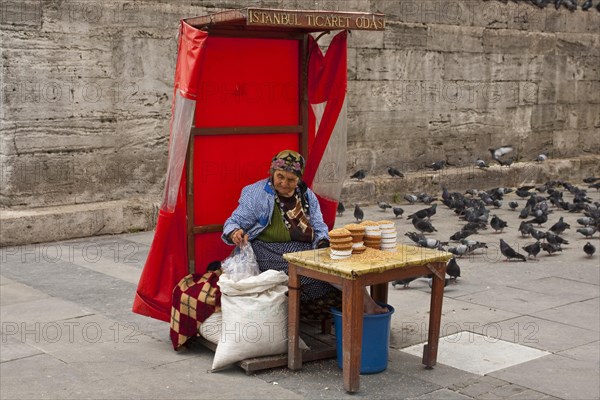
[1, 185, 599, 399]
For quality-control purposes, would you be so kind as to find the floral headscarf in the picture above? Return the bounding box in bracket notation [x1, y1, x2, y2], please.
[270, 150, 305, 178]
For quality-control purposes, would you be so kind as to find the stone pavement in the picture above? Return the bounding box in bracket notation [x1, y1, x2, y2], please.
[1, 188, 599, 399]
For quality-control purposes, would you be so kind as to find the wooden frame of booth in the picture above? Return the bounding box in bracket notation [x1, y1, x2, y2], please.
[182, 6, 385, 377]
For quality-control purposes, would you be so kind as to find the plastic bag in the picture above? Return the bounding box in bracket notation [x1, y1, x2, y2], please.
[221, 244, 260, 282]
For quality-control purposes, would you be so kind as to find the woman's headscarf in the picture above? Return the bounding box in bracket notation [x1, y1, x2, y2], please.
[270, 150, 305, 178]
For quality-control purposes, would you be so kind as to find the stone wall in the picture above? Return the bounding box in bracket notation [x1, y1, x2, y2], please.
[1, 0, 599, 245]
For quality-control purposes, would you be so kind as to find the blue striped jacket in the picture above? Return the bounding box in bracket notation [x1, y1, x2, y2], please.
[222, 178, 329, 248]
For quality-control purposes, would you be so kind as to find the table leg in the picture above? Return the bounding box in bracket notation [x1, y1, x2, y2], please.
[288, 262, 302, 370]
[423, 262, 446, 368]
[342, 278, 364, 393]
[370, 283, 388, 305]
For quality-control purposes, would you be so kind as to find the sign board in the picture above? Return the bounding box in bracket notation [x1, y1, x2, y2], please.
[246, 8, 385, 30]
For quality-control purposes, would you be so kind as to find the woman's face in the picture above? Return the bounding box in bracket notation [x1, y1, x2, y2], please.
[273, 170, 299, 197]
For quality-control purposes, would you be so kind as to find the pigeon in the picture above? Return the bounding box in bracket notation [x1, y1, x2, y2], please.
[519, 206, 531, 219]
[418, 238, 447, 250]
[516, 187, 533, 198]
[536, 153, 548, 162]
[518, 221, 534, 236]
[500, 239, 527, 262]
[583, 177, 599, 184]
[522, 241, 541, 258]
[446, 258, 461, 280]
[447, 245, 469, 257]
[541, 242, 562, 255]
[577, 217, 594, 226]
[497, 157, 514, 167]
[492, 199, 503, 209]
[563, 0, 577, 10]
[576, 227, 597, 238]
[509, 201, 519, 210]
[419, 194, 438, 204]
[350, 169, 367, 181]
[549, 216, 570, 235]
[490, 214, 508, 233]
[526, 213, 548, 226]
[462, 221, 486, 232]
[407, 204, 437, 220]
[555, 0, 564, 9]
[582, 0, 593, 10]
[450, 230, 476, 241]
[489, 145, 514, 160]
[412, 217, 437, 234]
[378, 201, 392, 211]
[353, 204, 364, 222]
[404, 194, 418, 204]
[427, 277, 450, 288]
[460, 240, 488, 253]
[429, 160, 446, 171]
[475, 159, 489, 169]
[530, 228, 547, 241]
[531, 0, 551, 8]
[392, 278, 417, 289]
[404, 231, 426, 245]
[393, 207, 404, 218]
[337, 201, 345, 217]
[583, 242, 595, 257]
[387, 167, 404, 178]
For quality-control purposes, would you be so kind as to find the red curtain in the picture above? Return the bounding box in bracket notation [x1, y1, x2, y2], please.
[132, 21, 207, 322]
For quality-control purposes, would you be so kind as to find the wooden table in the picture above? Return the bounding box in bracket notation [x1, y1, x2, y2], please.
[284, 244, 453, 393]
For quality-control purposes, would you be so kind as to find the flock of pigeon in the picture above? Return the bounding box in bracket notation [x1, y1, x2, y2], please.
[349, 146, 568, 181]
[337, 175, 600, 289]
[518, 0, 600, 11]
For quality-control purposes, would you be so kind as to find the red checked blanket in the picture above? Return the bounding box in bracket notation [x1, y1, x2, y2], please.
[170, 270, 222, 350]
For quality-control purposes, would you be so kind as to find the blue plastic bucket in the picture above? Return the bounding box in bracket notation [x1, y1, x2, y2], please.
[330, 304, 395, 374]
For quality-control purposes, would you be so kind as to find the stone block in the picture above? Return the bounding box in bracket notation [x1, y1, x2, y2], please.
[371, 0, 472, 26]
[0, 281, 50, 306]
[360, 110, 428, 143]
[348, 29, 383, 49]
[561, 7, 591, 33]
[40, 1, 202, 32]
[350, 80, 450, 113]
[553, 129, 582, 158]
[507, 4, 546, 31]
[544, 9, 567, 32]
[556, 80, 578, 103]
[427, 25, 483, 53]
[585, 10, 600, 33]
[530, 104, 558, 132]
[490, 354, 600, 400]
[566, 55, 600, 81]
[482, 30, 556, 55]
[578, 128, 600, 154]
[0, 334, 45, 363]
[519, 81, 541, 105]
[347, 47, 356, 81]
[488, 54, 545, 82]
[556, 32, 600, 57]
[383, 22, 428, 49]
[540, 54, 568, 81]
[355, 49, 443, 81]
[443, 53, 488, 81]
[0, 199, 158, 246]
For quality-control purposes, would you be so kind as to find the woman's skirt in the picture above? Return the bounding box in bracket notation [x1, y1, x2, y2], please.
[251, 239, 335, 301]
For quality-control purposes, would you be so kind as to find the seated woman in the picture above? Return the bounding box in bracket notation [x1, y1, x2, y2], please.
[221, 149, 387, 314]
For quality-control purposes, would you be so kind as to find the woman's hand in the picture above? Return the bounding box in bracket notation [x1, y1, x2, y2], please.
[230, 229, 249, 247]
